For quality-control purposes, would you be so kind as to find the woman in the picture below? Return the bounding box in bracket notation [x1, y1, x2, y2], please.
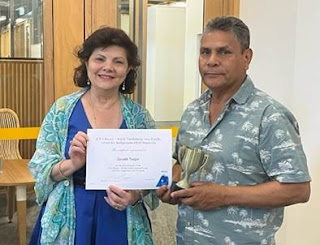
[29, 27, 158, 245]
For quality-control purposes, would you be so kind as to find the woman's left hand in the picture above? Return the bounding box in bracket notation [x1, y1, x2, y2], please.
[104, 185, 141, 211]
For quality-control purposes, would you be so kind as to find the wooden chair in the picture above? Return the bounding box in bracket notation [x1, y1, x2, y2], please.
[0, 108, 22, 159]
[0, 108, 23, 222]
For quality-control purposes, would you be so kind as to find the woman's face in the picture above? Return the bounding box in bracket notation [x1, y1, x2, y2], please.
[86, 45, 130, 92]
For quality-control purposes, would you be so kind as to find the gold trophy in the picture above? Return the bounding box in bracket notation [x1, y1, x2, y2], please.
[172, 145, 210, 191]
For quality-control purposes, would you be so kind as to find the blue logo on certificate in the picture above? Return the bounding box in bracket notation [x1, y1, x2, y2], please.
[156, 175, 169, 187]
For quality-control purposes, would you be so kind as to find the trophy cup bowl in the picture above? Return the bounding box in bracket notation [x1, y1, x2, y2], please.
[171, 145, 209, 191]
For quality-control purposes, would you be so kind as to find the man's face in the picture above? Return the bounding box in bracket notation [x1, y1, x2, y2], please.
[199, 30, 252, 94]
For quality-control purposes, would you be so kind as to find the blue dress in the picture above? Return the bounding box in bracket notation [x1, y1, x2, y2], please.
[30, 100, 128, 245]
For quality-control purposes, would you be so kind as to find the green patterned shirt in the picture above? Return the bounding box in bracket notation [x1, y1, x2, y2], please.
[174, 76, 310, 245]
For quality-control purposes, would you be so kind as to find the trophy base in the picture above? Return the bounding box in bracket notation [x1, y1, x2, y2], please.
[170, 181, 184, 192]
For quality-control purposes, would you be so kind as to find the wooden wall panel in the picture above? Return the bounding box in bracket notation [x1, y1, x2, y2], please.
[204, 0, 240, 27]
[92, 0, 118, 30]
[53, 0, 84, 99]
[0, 60, 44, 158]
[43, 0, 54, 112]
[85, 0, 118, 38]
[204, 0, 223, 26]
[223, 0, 240, 16]
[84, 0, 93, 38]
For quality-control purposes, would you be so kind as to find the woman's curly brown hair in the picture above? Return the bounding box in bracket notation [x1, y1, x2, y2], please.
[73, 26, 140, 94]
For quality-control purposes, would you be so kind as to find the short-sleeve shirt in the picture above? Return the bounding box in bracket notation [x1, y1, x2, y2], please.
[174, 76, 311, 245]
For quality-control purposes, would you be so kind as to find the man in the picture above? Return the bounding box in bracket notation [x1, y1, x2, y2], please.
[157, 16, 311, 244]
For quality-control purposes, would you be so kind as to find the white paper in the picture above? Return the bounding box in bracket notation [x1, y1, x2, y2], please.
[86, 129, 172, 190]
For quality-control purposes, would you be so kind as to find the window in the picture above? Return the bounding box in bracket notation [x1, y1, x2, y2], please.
[0, 0, 43, 58]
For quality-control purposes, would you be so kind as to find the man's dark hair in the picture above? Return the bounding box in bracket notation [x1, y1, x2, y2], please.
[204, 16, 250, 52]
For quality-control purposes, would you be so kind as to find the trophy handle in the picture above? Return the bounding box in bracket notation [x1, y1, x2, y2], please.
[178, 145, 186, 164]
[176, 145, 192, 189]
[198, 154, 210, 181]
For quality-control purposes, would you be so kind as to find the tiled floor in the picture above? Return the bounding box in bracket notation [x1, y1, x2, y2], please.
[148, 202, 178, 245]
[0, 193, 39, 245]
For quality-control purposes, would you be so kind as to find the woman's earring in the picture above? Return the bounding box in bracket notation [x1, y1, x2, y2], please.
[87, 79, 91, 86]
[122, 81, 126, 91]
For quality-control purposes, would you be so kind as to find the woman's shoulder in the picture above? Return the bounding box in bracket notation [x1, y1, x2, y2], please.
[53, 89, 87, 111]
[56, 89, 86, 104]
[120, 94, 155, 128]
[121, 94, 146, 112]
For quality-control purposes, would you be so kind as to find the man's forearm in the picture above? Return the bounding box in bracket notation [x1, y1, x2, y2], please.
[224, 181, 310, 208]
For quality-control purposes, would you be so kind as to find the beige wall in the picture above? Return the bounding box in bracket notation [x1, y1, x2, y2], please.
[240, 1, 320, 244]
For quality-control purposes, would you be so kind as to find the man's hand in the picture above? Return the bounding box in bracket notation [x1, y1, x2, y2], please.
[156, 185, 179, 205]
[155, 161, 182, 205]
[171, 181, 227, 210]
[170, 181, 311, 210]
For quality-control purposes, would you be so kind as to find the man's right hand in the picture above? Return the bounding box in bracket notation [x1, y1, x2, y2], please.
[156, 161, 182, 204]
[156, 185, 179, 205]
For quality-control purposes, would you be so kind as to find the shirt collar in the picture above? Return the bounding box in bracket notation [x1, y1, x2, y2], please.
[198, 75, 255, 106]
[232, 75, 255, 105]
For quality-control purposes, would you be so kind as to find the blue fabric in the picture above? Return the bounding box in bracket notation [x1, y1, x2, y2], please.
[29, 204, 45, 245]
[74, 187, 127, 245]
[66, 100, 127, 181]
[30, 100, 129, 245]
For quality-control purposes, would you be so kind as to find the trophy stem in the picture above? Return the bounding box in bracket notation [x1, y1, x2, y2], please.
[176, 178, 190, 189]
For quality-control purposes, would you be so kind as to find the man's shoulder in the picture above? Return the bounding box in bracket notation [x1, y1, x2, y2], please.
[249, 88, 298, 127]
[236, 76, 290, 113]
[252, 88, 292, 113]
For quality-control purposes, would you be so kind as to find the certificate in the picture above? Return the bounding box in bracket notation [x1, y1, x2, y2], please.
[86, 129, 172, 190]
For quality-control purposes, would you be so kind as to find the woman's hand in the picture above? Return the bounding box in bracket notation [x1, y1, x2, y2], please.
[51, 131, 88, 181]
[68, 131, 89, 171]
[104, 185, 142, 211]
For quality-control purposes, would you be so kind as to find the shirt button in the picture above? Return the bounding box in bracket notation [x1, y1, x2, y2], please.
[64, 180, 70, 186]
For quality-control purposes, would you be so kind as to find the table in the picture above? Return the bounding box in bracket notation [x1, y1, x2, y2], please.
[0, 159, 35, 245]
